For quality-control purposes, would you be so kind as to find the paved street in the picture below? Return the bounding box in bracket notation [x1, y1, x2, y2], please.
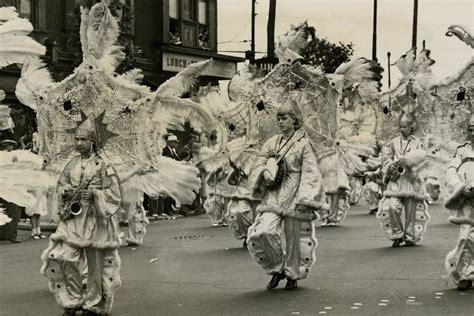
[1, 202, 473, 316]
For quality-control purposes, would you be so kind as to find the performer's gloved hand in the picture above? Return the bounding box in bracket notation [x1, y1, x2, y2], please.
[295, 204, 307, 212]
[384, 163, 400, 184]
[78, 190, 93, 200]
[397, 157, 407, 167]
[463, 185, 474, 197]
[263, 170, 273, 187]
[61, 185, 75, 198]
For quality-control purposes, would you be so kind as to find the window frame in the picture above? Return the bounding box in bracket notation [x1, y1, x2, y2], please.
[15, 0, 36, 27]
[168, 0, 211, 49]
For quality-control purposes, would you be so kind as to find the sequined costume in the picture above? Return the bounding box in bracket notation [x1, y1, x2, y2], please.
[376, 134, 430, 246]
[225, 177, 260, 242]
[319, 155, 350, 226]
[247, 129, 323, 282]
[204, 168, 233, 226]
[41, 152, 122, 314]
[122, 187, 149, 246]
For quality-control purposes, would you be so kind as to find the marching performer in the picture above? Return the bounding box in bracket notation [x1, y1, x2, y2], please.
[41, 116, 122, 315]
[225, 154, 261, 247]
[444, 116, 474, 291]
[246, 98, 324, 290]
[376, 112, 430, 247]
[204, 166, 231, 227]
[122, 187, 149, 246]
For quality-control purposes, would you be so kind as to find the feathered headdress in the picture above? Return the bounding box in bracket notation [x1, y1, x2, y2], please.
[275, 21, 314, 64]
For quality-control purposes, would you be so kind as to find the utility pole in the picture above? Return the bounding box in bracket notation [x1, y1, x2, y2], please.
[412, 0, 418, 54]
[250, 0, 256, 62]
[372, 0, 378, 61]
[267, 0, 276, 59]
[387, 52, 391, 107]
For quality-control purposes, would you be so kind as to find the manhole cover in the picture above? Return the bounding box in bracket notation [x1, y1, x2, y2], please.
[174, 234, 214, 240]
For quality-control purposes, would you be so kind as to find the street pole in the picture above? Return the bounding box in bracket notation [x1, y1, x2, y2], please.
[250, 0, 256, 62]
[412, 0, 418, 55]
[372, 0, 378, 61]
[267, 0, 276, 59]
[387, 52, 391, 90]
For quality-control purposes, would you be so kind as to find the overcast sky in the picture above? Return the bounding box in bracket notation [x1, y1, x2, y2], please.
[218, 0, 473, 91]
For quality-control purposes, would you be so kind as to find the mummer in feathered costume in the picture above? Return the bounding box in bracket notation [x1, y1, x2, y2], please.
[14, 1, 223, 314]
[376, 110, 430, 247]
[374, 37, 473, 248]
[445, 115, 474, 291]
[42, 112, 122, 316]
[442, 26, 474, 292]
[246, 97, 325, 290]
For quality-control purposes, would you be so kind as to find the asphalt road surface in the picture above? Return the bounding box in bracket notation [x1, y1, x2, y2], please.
[1, 202, 472, 316]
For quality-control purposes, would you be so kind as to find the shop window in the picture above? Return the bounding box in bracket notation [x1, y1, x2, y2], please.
[168, 0, 211, 50]
[169, 0, 178, 19]
[6, 0, 36, 26]
[198, 0, 207, 24]
[17, 0, 31, 20]
[183, 0, 195, 21]
[169, 19, 182, 45]
[198, 25, 210, 50]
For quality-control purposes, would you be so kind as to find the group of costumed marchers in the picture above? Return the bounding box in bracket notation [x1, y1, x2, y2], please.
[191, 22, 474, 291]
[1, 1, 474, 313]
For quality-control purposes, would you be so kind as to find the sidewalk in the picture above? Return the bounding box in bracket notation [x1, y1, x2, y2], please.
[18, 210, 206, 232]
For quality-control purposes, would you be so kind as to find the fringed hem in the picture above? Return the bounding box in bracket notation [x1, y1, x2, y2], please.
[448, 216, 474, 226]
[125, 237, 143, 246]
[40, 239, 85, 310]
[256, 204, 317, 221]
[444, 183, 466, 210]
[324, 185, 351, 194]
[383, 190, 428, 201]
[50, 233, 122, 250]
[298, 199, 330, 211]
[207, 192, 233, 199]
[40, 239, 57, 276]
[229, 193, 261, 202]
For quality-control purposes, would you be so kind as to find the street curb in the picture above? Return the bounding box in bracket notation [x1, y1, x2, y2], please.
[17, 213, 206, 231]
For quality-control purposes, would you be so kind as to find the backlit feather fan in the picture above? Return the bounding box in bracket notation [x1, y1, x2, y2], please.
[189, 87, 258, 176]
[227, 64, 263, 102]
[333, 57, 384, 103]
[80, 1, 124, 74]
[377, 37, 472, 148]
[329, 58, 383, 156]
[275, 21, 314, 64]
[414, 31, 474, 155]
[156, 60, 212, 98]
[392, 47, 436, 92]
[0, 7, 46, 68]
[376, 47, 436, 144]
[15, 58, 54, 110]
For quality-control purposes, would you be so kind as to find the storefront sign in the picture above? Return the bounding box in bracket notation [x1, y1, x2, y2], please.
[162, 52, 236, 79]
